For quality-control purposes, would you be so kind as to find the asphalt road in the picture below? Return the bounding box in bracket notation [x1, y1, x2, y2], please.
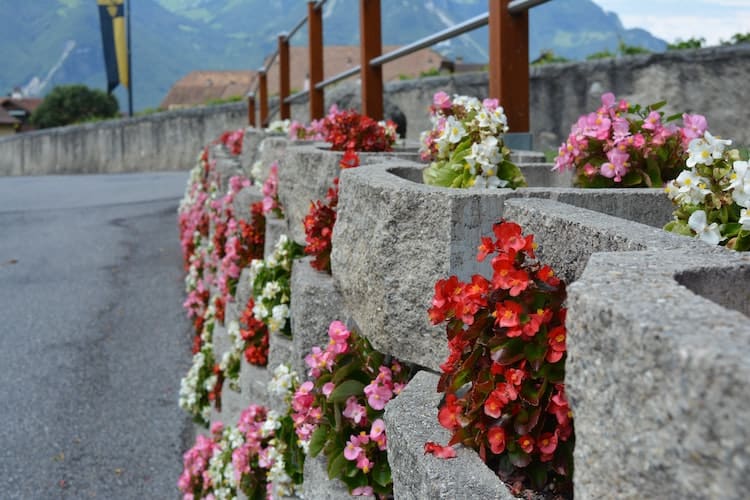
[0, 172, 195, 499]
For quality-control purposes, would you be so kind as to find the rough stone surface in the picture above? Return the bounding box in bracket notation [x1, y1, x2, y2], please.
[231, 185, 263, 223]
[267, 333, 294, 379]
[278, 143, 422, 243]
[300, 454, 371, 500]
[0, 102, 246, 176]
[332, 163, 677, 370]
[264, 216, 287, 260]
[502, 197, 705, 282]
[210, 144, 243, 191]
[288, 257, 346, 379]
[238, 127, 267, 174]
[385, 371, 514, 500]
[566, 248, 750, 499]
[253, 136, 290, 183]
[235, 268, 254, 312]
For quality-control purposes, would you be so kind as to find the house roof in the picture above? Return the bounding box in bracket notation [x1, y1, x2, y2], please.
[262, 45, 447, 94]
[0, 97, 42, 113]
[160, 70, 256, 109]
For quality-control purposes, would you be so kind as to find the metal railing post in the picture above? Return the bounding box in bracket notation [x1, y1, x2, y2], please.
[279, 34, 291, 120]
[247, 93, 256, 127]
[308, 1, 324, 120]
[359, 0, 383, 120]
[259, 70, 269, 126]
[489, 0, 529, 132]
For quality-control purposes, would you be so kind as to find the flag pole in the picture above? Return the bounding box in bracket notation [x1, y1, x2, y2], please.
[126, 0, 133, 116]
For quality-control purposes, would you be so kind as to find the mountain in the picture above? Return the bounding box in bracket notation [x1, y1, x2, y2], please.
[0, 0, 667, 111]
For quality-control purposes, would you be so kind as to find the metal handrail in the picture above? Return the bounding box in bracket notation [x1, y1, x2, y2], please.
[315, 66, 360, 90]
[508, 0, 551, 15]
[370, 13, 489, 67]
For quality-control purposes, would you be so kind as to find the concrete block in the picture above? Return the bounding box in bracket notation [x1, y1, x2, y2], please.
[252, 136, 290, 183]
[277, 143, 422, 244]
[210, 144, 243, 191]
[267, 333, 294, 381]
[238, 128, 267, 174]
[264, 216, 287, 260]
[385, 371, 513, 500]
[502, 197, 704, 283]
[565, 248, 750, 499]
[231, 185, 263, 224]
[288, 257, 346, 379]
[235, 268, 254, 313]
[301, 454, 371, 500]
[332, 163, 682, 370]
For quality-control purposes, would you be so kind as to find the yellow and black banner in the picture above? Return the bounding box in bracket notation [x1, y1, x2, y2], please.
[97, 0, 129, 92]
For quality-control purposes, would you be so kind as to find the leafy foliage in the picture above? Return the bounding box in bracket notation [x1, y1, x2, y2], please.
[30, 84, 119, 128]
[668, 37, 705, 50]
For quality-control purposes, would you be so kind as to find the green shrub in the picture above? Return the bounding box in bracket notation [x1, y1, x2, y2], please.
[31, 84, 119, 129]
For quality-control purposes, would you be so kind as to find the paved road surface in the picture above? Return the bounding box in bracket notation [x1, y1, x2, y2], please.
[0, 172, 194, 499]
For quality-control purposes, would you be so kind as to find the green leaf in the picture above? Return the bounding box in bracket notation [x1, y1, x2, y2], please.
[665, 112, 683, 122]
[491, 338, 526, 365]
[523, 341, 547, 362]
[527, 462, 549, 490]
[508, 448, 532, 467]
[648, 100, 667, 111]
[329, 380, 365, 403]
[513, 407, 541, 435]
[308, 425, 329, 457]
[664, 220, 694, 237]
[520, 378, 547, 406]
[497, 160, 527, 189]
[622, 169, 644, 187]
[331, 357, 362, 384]
[645, 157, 663, 187]
[731, 230, 750, 251]
[327, 450, 347, 480]
[372, 459, 392, 487]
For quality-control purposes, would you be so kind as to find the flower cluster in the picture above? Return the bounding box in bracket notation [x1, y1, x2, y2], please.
[664, 131, 750, 250]
[248, 235, 304, 337]
[554, 92, 708, 188]
[266, 119, 291, 134]
[178, 398, 304, 500]
[179, 304, 223, 426]
[261, 161, 283, 218]
[291, 321, 411, 496]
[238, 296, 270, 367]
[323, 106, 397, 153]
[425, 221, 573, 495]
[289, 118, 327, 141]
[216, 128, 244, 156]
[303, 178, 339, 273]
[420, 92, 526, 189]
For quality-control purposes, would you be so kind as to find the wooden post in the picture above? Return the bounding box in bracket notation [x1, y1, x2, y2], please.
[279, 34, 291, 120]
[308, 1, 324, 120]
[247, 93, 256, 127]
[259, 71, 269, 126]
[359, 0, 383, 120]
[489, 0, 529, 132]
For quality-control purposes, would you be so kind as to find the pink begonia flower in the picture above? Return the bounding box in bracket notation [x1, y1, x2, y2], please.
[356, 454, 374, 473]
[612, 117, 630, 143]
[482, 97, 499, 111]
[229, 175, 250, 193]
[601, 92, 616, 108]
[352, 486, 374, 496]
[344, 437, 363, 461]
[583, 163, 598, 177]
[681, 113, 708, 146]
[370, 419, 386, 439]
[641, 111, 661, 131]
[322, 382, 335, 398]
[433, 91, 452, 110]
[364, 383, 393, 411]
[600, 148, 630, 182]
[342, 396, 367, 424]
[328, 320, 350, 343]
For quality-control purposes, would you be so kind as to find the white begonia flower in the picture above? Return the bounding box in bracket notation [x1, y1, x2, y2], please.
[686, 136, 713, 167]
[727, 160, 750, 207]
[688, 210, 722, 245]
[705, 131, 732, 159]
[252, 302, 268, 321]
[740, 208, 750, 230]
[262, 281, 281, 299]
[251, 160, 263, 180]
[444, 116, 466, 144]
[204, 374, 218, 392]
[673, 169, 712, 205]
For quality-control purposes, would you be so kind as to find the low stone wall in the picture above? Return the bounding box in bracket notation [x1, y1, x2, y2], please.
[0, 102, 246, 176]
[190, 135, 750, 499]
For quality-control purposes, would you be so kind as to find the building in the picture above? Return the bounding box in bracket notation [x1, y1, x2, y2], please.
[160, 70, 257, 110]
[0, 97, 42, 135]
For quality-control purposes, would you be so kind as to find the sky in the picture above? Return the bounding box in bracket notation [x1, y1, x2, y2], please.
[593, 0, 750, 46]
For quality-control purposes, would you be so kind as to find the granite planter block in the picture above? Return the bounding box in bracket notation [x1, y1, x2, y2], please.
[288, 257, 346, 378]
[277, 143, 422, 243]
[502, 197, 706, 282]
[209, 144, 243, 191]
[235, 268, 254, 312]
[231, 185, 263, 224]
[238, 127, 272, 174]
[252, 136, 290, 182]
[566, 248, 750, 499]
[267, 333, 294, 378]
[331, 162, 675, 370]
[385, 371, 513, 500]
[264, 216, 287, 260]
[301, 454, 373, 500]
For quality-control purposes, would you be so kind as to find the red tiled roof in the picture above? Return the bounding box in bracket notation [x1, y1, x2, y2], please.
[160, 70, 256, 109]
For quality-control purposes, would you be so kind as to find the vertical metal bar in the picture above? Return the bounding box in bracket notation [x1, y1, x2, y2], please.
[489, 0, 529, 132]
[126, 0, 133, 116]
[308, 1, 324, 120]
[247, 93, 256, 127]
[359, 0, 383, 120]
[278, 34, 291, 120]
[259, 71, 269, 126]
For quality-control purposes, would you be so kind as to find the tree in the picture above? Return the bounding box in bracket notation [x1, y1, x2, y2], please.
[30, 84, 120, 129]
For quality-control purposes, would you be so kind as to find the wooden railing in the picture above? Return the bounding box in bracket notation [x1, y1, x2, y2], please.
[247, 0, 551, 132]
